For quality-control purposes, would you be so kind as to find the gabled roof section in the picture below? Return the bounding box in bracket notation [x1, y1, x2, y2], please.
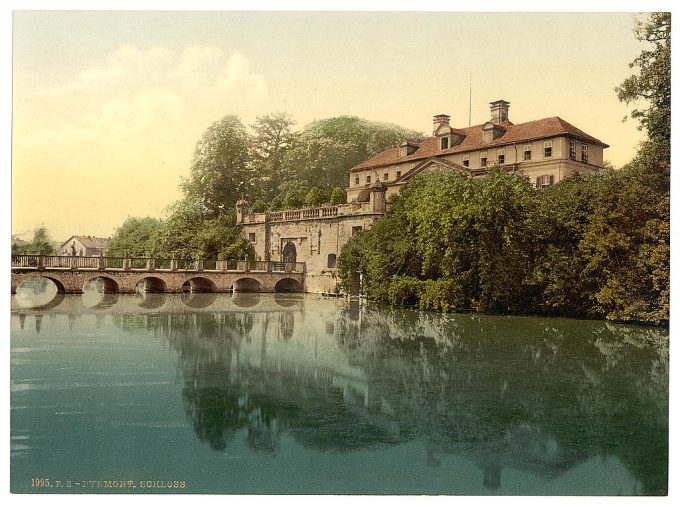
[351, 116, 608, 172]
[395, 157, 473, 183]
[61, 235, 111, 249]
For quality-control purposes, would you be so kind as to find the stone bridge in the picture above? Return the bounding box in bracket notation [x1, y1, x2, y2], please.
[11, 255, 305, 294]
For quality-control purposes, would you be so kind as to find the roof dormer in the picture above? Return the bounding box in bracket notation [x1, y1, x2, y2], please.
[481, 121, 507, 142]
[433, 114, 466, 151]
[399, 140, 419, 157]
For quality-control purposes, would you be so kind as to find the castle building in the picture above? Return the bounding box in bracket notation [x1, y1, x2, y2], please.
[237, 100, 608, 294]
[347, 100, 608, 203]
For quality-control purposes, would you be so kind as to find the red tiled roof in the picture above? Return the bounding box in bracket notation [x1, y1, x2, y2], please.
[351, 116, 608, 171]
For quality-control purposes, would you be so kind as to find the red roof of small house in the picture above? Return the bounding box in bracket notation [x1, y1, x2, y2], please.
[351, 117, 608, 172]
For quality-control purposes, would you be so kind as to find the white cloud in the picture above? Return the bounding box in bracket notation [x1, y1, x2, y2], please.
[20, 45, 269, 148]
[215, 52, 268, 103]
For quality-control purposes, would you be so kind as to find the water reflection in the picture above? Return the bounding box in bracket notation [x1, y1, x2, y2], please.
[14, 277, 62, 309]
[10, 295, 668, 495]
[135, 292, 167, 309]
[231, 292, 261, 308]
[116, 299, 667, 494]
[181, 291, 218, 309]
[82, 280, 120, 309]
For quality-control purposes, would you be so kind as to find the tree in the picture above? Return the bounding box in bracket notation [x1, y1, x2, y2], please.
[329, 187, 346, 205]
[304, 187, 325, 208]
[615, 12, 670, 159]
[107, 217, 163, 257]
[154, 199, 251, 260]
[182, 115, 254, 217]
[31, 227, 55, 255]
[251, 112, 296, 199]
[269, 196, 284, 211]
[284, 189, 304, 209]
[281, 116, 423, 190]
[250, 199, 268, 213]
[13, 227, 56, 255]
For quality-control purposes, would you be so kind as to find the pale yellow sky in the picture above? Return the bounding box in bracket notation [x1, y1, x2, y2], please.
[12, 11, 650, 242]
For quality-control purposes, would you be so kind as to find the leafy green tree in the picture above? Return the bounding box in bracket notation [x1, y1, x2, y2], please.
[154, 199, 252, 260]
[107, 217, 163, 257]
[579, 162, 669, 323]
[329, 187, 346, 205]
[615, 12, 670, 159]
[13, 227, 56, 255]
[269, 196, 284, 211]
[532, 173, 604, 317]
[250, 199, 268, 213]
[182, 115, 254, 216]
[251, 112, 296, 199]
[282, 116, 423, 190]
[284, 189, 304, 209]
[304, 187, 325, 208]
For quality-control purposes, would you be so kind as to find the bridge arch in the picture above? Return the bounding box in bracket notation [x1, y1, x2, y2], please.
[135, 276, 167, 293]
[16, 275, 66, 294]
[83, 276, 120, 294]
[181, 276, 218, 293]
[274, 277, 303, 293]
[233, 277, 263, 293]
[14, 276, 66, 309]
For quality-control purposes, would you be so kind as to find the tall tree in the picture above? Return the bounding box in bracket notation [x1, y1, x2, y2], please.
[182, 115, 254, 216]
[615, 12, 671, 159]
[13, 227, 56, 255]
[282, 116, 423, 190]
[251, 112, 296, 198]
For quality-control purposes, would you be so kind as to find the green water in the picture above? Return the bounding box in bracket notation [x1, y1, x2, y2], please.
[10, 291, 668, 495]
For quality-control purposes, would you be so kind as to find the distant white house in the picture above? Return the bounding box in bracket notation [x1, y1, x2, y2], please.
[59, 235, 110, 256]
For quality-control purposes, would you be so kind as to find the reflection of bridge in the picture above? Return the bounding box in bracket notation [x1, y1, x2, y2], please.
[11, 255, 305, 294]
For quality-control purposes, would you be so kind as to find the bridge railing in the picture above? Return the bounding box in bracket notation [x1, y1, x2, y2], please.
[11, 255, 305, 274]
[104, 257, 125, 269]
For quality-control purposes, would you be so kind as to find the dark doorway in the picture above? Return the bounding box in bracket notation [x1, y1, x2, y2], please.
[282, 241, 297, 263]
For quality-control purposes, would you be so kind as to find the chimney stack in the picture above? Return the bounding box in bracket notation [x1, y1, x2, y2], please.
[490, 100, 510, 124]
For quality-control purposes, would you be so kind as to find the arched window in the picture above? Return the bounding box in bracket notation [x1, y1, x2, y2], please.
[327, 253, 337, 269]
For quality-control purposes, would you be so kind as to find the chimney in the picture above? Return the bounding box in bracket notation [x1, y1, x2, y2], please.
[432, 114, 451, 135]
[490, 100, 510, 124]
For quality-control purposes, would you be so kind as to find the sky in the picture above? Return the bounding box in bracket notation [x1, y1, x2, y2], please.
[11, 9, 653, 243]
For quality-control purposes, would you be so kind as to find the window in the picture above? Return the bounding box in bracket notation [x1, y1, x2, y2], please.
[327, 253, 337, 269]
[480, 151, 488, 167]
[463, 155, 470, 167]
[581, 144, 588, 163]
[440, 137, 449, 150]
[543, 141, 552, 158]
[523, 145, 532, 160]
[384, 172, 389, 181]
[366, 175, 371, 183]
[536, 174, 554, 189]
[354, 176, 359, 185]
[352, 226, 363, 236]
[248, 233, 256, 242]
[396, 171, 401, 178]
[497, 148, 505, 165]
[569, 140, 577, 160]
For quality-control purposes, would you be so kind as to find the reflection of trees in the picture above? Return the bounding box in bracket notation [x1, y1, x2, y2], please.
[124, 303, 667, 494]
